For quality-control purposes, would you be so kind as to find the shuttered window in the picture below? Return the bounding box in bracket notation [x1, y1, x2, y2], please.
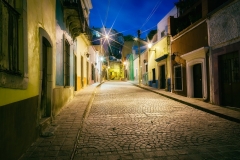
[0, 0, 20, 75]
[64, 40, 70, 86]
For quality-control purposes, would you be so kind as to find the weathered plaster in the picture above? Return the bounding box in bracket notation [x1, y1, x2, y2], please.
[0, 0, 56, 106]
[148, 36, 171, 88]
[209, 0, 240, 48]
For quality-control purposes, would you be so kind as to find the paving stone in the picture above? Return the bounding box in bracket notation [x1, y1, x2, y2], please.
[20, 82, 240, 160]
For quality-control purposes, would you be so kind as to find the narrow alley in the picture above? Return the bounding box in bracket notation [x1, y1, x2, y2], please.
[20, 81, 240, 160]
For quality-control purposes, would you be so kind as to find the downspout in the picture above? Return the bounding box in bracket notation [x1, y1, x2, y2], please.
[170, 36, 173, 93]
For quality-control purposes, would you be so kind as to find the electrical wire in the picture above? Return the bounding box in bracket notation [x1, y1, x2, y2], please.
[140, 0, 163, 30]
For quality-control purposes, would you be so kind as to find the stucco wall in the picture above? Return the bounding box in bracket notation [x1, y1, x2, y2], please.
[157, 7, 177, 41]
[208, 0, 240, 49]
[76, 36, 89, 88]
[0, 0, 56, 106]
[172, 22, 208, 55]
[52, 86, 74, 116]
[208, 0, 240, 105]
[55, 24, 74, 86]
[171, 21, 208, 96]
[0, 1, 56, 159]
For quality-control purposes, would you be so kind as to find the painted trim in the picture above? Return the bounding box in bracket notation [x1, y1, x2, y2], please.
[38, 27, 53, 123]
[172, 19, 206, 41]
[174, 64, 183, 91]
[181, 47, 208, 100]
[181, 47, 208, 61]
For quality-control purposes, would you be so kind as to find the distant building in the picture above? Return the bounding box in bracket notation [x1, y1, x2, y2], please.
[147, 6, 177, 89]
[91, 27, 124, 60]
[91, 27, 124, 80]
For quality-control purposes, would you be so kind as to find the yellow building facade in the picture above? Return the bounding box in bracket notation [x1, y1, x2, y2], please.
[0, 0, 56, 159]
[76, 35, 92, 89]
[148, 36, 171, 90]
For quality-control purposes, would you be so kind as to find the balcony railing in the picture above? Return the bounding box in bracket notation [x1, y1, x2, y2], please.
[61, 0, 91, 40]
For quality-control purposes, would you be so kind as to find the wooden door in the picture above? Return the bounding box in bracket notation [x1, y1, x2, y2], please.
[152, 68, 156, 83]
[41, 41, 47, 118]
[220, 52, 240, 107]
[193, 63, 202, 98]
[160, 65, 166, 89]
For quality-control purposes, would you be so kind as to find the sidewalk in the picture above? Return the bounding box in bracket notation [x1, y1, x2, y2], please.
[20, 82, 101, 160]
[129, 81, 240, 124]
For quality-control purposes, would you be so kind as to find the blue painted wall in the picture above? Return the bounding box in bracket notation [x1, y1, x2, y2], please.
[55, 0, 74, 87]
[148, 80, 158, 89]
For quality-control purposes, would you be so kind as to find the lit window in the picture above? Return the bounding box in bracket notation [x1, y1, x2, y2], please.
[96, 31, 101, 37]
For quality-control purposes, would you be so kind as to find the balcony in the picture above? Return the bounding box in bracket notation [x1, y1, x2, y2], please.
[61, 0, 91, 40]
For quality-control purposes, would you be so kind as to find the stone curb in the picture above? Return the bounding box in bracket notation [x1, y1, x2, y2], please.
[70, 82, 104, 159]
[130, 82, 240, 124]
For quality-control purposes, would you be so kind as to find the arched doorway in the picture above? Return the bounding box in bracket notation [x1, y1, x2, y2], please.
[39, 28, 53, 120]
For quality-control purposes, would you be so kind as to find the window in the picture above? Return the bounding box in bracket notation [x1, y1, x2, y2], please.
[0, 0, 28, 89]
[64, 40, 70, 86]
[0, 0, 20, 74]
[161, 30, 165, 38]
[174, 65, 183, 90]
[92, 30, 101, 38]
[152, 68, 156, 83]
[91, 64, 94, 80]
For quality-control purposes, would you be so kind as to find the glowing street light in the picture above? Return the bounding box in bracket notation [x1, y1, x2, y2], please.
[148, 43, 152, 49]
[148, 42, 156, 53]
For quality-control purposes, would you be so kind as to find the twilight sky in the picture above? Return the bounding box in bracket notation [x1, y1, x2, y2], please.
[89, 0, 177, 38]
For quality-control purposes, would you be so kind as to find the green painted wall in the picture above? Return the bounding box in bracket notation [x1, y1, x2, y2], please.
[129, 54, 134, 80]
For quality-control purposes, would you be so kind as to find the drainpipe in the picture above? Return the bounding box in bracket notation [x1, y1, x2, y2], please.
[170, 36, 173, 93]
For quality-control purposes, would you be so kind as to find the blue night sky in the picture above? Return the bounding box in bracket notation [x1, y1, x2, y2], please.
[90, 0, 177, 38]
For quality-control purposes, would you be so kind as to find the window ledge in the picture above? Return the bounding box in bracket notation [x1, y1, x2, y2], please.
[0, 72, 28, 89]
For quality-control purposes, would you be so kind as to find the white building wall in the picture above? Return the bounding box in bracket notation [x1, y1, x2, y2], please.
[157, 7, 177, 41]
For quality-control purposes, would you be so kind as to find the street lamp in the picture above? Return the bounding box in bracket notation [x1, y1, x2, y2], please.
[148, 43, 156, 53]
[85, 52, 90, 61]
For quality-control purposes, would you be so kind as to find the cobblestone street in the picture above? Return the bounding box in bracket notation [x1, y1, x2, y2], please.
[73, 81, 240, 160]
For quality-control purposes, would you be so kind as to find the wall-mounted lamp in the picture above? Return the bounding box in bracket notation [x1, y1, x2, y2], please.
[148, 43, 156, 53]
[85, 52, 90, 61]
[171, 52, 178, 60]
[85, 52, 90, 58]
[171, 52, 185, 65]
[143, 59, 147, 65]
